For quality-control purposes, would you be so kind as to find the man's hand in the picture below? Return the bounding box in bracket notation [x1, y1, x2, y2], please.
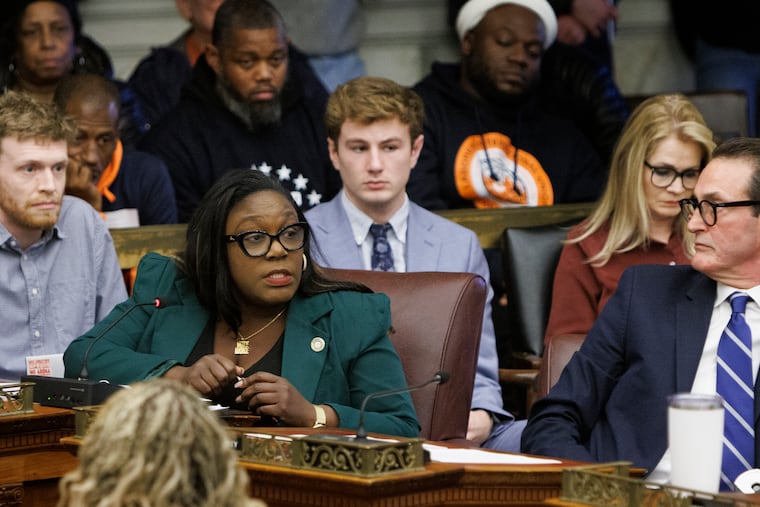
[466, 409, 494, 445]
[572, 0, 616, 38]
[557, 15, 588, 45]
[65, 158, 102, 210]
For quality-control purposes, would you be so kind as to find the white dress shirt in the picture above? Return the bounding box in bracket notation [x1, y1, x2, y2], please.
[340, 190, 409, 272]
[649, 282, 760, 483]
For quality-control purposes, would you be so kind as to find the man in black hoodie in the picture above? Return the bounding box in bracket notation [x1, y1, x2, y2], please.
[139, 0, 340, 222]
[409, 0, 605, 210]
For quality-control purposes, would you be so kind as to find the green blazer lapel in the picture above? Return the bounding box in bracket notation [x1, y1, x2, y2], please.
[281, 293, 333, 402]
[150, 275, 210, 361]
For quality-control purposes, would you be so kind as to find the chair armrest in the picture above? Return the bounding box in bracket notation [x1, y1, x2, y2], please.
[498, 368, 538, 387]
[510, 352, 542, 370]
[537, 333, 586, 399]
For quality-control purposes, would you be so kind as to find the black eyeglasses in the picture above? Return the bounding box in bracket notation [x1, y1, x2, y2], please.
[225, 222, 308, 257]
[679, 198, 760, 226]
[645, 161, 701, 190]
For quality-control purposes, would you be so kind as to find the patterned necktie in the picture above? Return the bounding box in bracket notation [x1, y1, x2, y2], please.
[717, 292, 754, 491]
[369, 223, 394, 271]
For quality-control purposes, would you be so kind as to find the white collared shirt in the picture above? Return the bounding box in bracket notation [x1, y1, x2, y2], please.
[340, 190, 408, 272]
[649, 282, 760, 483]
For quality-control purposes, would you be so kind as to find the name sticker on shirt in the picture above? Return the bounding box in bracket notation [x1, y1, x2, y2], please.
[26, 353, 64, 377]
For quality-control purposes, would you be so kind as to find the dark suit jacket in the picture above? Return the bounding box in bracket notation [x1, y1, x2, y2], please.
[522, 264, 760, 474]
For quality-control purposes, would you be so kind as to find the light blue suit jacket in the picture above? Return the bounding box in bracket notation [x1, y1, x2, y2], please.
[305, 195, 509, 420]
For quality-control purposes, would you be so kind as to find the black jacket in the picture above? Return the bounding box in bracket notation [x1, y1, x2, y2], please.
[409, 62, 604, 210]
[538, 42, 629, 166]
[139, 54, 340, 222]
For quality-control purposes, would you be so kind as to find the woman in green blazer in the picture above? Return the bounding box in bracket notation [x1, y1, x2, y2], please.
[64, 170, 419, 438]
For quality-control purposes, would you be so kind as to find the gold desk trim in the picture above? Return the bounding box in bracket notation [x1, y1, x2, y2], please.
[0, 383, 34, 417]
[561, 462, 757, 506]
[238, 431, 425, 477]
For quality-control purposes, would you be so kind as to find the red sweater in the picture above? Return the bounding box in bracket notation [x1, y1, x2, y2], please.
[544, 222, 690, 345]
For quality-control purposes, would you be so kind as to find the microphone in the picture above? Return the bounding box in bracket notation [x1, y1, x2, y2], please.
[78, 295, 178, 380]
[355, 370, 449, 440]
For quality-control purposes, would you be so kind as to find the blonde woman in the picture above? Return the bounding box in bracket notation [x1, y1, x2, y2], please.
[544, 94, 716, 345]
[57, 378, 266, 507]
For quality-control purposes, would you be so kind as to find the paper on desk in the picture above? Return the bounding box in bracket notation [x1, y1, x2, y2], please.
[423, 443, 561, 464]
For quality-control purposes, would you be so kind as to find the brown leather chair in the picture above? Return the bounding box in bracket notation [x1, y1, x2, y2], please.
[323, 268, 486, 442]
[536, 333, 586, 400]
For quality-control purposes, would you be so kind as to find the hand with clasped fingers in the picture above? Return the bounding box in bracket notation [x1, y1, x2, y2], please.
[235, 371, 336, 427]
[165, 354, 244, 398]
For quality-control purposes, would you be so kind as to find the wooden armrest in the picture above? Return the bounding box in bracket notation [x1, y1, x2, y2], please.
[510, 352, 542, 370]
[498, 368, 538, 386]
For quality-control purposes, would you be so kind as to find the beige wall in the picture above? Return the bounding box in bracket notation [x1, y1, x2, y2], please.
[79, 0, 695, 95]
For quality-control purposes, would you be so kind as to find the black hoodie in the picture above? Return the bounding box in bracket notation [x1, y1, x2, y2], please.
[139, 50, 340, 222]
[409, 62, 604, 210]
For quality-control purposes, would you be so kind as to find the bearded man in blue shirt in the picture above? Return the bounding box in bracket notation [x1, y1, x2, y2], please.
[0, 91, 126, 381]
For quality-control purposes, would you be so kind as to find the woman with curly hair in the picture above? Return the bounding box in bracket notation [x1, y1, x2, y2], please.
[57, 378, 265, 507]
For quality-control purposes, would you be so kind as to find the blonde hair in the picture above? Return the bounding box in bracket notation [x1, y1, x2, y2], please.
[57, 379, 266, 507]
[572, 94, 715, 265]
[325, 76, 424, 144]
[0, 91, 76, 153]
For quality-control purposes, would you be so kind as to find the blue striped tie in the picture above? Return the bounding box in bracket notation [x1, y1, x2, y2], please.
[369, 223, 394, 272]
[717, 292, 754, 491]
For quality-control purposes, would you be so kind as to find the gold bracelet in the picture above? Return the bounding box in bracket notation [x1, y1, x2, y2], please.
[312, 404, 327, 428]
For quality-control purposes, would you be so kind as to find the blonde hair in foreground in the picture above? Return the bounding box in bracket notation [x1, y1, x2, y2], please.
[572, 93, 716, 265]
[57, 379, 266, 507]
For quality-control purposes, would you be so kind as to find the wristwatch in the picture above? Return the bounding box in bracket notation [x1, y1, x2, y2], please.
[312, 404, 327, 428]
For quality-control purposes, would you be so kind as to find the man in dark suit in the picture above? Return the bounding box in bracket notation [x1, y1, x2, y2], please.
[522, 137, 760, 491]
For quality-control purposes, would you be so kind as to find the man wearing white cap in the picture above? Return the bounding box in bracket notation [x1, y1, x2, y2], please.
[408, 0, 604, 210]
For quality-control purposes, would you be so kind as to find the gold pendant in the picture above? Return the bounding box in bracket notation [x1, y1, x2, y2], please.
[234, 339, 249, 355]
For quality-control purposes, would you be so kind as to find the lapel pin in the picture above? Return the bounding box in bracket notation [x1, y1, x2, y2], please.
[310, 337, 326, 352]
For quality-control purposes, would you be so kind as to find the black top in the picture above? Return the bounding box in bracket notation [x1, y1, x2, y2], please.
[186, 318, 283, 412]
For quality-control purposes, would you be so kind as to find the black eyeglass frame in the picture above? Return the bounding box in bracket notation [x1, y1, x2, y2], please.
[644, 161, 701, 190]
[225, 222, 309, 258]
[678, 198, 760, 226]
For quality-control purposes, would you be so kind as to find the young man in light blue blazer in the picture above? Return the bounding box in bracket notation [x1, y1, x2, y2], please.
[305, 76, 525, 451]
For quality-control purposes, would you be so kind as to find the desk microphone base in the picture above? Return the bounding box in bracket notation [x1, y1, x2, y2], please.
[238, 430, 426, 477]
[20, 375, 121, 408]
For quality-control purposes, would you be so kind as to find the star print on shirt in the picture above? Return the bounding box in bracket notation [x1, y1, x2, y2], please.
[248, 162, 323, 209]
[277, 164, 292, 181]
[307, 190, 322, 206]
[293, 174, 309, 191]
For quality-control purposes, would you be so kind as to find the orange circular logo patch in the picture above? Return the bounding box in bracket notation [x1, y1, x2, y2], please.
[454, 133, 554, 208]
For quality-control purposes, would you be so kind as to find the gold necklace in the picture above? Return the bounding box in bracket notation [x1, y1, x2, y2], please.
[234, 306, 287, 355]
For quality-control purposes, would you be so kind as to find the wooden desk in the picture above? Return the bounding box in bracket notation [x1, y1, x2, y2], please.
[0, 405, 77, 507]
[240, 458, 571, 506]
[59, 429, 577, 507]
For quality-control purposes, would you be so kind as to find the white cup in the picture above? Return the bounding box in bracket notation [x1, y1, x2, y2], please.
[668, 393, 725, 493]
